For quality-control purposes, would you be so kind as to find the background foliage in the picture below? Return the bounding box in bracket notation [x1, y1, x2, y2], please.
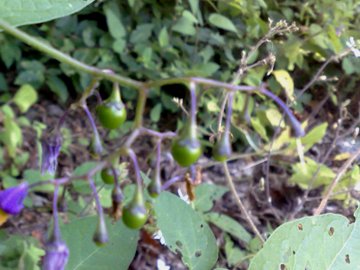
[0, 0, 360, 269]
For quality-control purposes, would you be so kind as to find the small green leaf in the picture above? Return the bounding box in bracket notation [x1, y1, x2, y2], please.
[0, 116, 22, 158]
[103, 1, 126, 39]
[224, 234, 247, 266]
[290, 157, 335, 188]
[251, 117, 268, 141]
[208, 13, 238, 33]
[272, 70, 294, 101]
[47, 75, 68, 103]
[150, 104, 162, 122]
[301, 122, 328, 151]
[13, 84, 38, 113]
[194, 184, 228, 212]
[158, 27, 169, 47]
[173, 16, 196, 36]
[205, 212, 252, 244]
[154, 192, 218, 270]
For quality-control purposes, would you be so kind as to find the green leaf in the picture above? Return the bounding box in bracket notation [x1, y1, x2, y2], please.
[301, 122, 328, 151]
[13, 84, 38, 113]
[249, 209, 360, 270]
[173, 13, 196, 36]
[158, 27, 169, 47]
[150, 103, 162, 122]
[224, 234, 247, 266]
[154, 192, 218, 270]
[103, 1, 126, 40]
[130, 23, 153, 44]
[205, 212, 252, 244]
[0, 0, 95, 27]
[47, 75, 69, 103]
[272, 70, 294, 101]
[194, 183, 228, 212]
[72, 162, 101, 194]
[0, 235, 44, 270]
[290, 157, 335, 189]
[0, 115, 22, 158]
[62, 216, 139, 270]
[208, 13, 238, 33]
[251, 117, 268, 141]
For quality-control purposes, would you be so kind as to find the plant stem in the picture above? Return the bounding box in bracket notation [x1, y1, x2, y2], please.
[127, 149, 143, 187]
[134, 89, 148, 128]
[314, 146, 360, 215]
[52, 183, 61, 242]
[222, 162, 265, 243]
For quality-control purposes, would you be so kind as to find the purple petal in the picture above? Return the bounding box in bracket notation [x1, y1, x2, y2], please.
[0, 183, 28, 215]
[43, 241, 69, 270]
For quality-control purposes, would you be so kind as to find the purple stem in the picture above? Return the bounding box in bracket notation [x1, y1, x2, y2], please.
[141, 128, 177, 139]
[225, 92, 234, 135]
[88, 177, 105, 220]
[161, 175, 183, 191]
[56, 110, 68, 130]
[127, 149, 142, 187]
[260, 87, 305, 137]
[83, 105, 100, 138]
[155, 140, 161, 177]
[52, 184, 61, 241]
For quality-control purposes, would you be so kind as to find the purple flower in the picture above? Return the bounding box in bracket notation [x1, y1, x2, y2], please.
[41, 131, 62, 175]
[0, 183, 28, 215]
[43, 240, 69, 270]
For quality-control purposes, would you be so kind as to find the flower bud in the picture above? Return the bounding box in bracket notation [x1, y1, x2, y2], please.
[41, 130, 62, 176]
[93, 216, 109, 246]
[42, 240, 69, 270]
[0, 182, 28, 215]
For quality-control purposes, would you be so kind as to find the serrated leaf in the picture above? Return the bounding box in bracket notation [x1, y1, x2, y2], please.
[273, 70, 294, 101]
[13, 84, 38, 113]
[249, 209, 360, 270]
[154, 192, 218, 270]
[208, 13, 238, 33]
[205, 213, 252, 244]
[0, 0, 95, 27]
[62, 216, 139, 270]
[194, 184, 228, 212]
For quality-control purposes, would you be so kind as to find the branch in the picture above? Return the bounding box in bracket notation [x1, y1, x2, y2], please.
[314, 146, 360, 215]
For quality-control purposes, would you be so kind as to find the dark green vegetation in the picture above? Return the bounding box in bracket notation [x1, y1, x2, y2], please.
[0, 1, 360, 270]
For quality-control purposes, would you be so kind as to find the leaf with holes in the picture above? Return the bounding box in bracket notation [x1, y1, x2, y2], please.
[154, 192, 218, 270]
[194, 183, 228, 212]
[0, 0, 94, 27]
[249, 208, 360, 270]
[62, 216, 139, 270]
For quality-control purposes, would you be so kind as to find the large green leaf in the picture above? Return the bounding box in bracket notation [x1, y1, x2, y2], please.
[0, 0, 94, 27]
[154, 192, 218, 270]
[62, 216, 139, 270]
[249, 209, 360, 270]
[194, 183, 228, 213]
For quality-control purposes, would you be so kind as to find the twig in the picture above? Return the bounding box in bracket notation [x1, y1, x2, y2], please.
[314, 146, 360, 215]
[223, 162, 265, 243]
